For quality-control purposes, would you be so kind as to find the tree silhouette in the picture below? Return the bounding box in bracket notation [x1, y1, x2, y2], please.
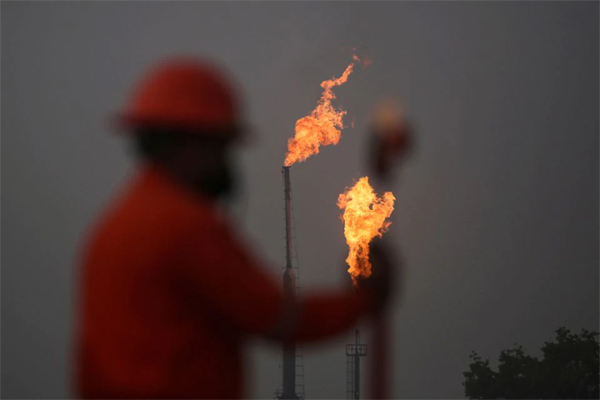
[463, 327, 599, 399]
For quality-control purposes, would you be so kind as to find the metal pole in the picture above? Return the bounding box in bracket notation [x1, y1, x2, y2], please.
[281, 166, 298, 400]
[283, 166, 293, 270]
[354, 330, 360, 400]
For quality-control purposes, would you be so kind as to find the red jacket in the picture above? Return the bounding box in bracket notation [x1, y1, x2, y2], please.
[76, 164, 368, 399]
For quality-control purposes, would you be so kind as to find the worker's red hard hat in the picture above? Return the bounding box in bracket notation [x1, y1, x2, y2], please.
[119, 57, 242, 135]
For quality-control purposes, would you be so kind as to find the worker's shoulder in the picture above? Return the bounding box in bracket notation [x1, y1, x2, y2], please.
[86, 166, 226, 248]
[133, 182, 218, 231]
[102, 179, 216, 231]
[84, 193, 218, 266]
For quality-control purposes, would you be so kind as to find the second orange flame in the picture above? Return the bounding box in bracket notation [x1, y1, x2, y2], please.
[337, 177, 395, 286]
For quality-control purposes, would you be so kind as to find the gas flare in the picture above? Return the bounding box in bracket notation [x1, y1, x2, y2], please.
[337, 177, 395, 286]
[284, 55, 364, 166]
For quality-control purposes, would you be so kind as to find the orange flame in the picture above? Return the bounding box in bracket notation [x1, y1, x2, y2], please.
[284, 56, 363, 166]
[337, 177, 395, 286]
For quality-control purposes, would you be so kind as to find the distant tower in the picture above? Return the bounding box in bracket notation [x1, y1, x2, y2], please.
[346, 329, 367, 400]
[277, 166, 304, 400]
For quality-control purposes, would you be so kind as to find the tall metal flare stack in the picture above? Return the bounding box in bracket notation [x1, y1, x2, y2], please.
[280, 166, 300, 400]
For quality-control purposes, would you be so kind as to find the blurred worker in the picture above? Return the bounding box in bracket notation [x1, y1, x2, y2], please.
[75, 57, 394, 399]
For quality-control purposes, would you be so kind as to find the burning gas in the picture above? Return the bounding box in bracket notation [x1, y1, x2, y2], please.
[337, 177, 395, 286]
[284, 55, 365, 166]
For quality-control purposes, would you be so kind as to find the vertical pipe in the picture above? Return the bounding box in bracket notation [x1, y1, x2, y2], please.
[283, 166, 293, 270]
[354, 330, 360, 400]
[281, 166, 298, 400]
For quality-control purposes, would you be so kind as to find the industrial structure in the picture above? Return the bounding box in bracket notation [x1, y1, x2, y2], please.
[346, 330, 368, 400]
[276, 166, 304, 400]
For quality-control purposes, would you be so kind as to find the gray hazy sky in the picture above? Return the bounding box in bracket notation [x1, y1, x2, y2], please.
[2, 2, 598, 399]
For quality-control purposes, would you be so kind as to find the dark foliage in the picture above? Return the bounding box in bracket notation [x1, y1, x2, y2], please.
[463, 327, 599, 399]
